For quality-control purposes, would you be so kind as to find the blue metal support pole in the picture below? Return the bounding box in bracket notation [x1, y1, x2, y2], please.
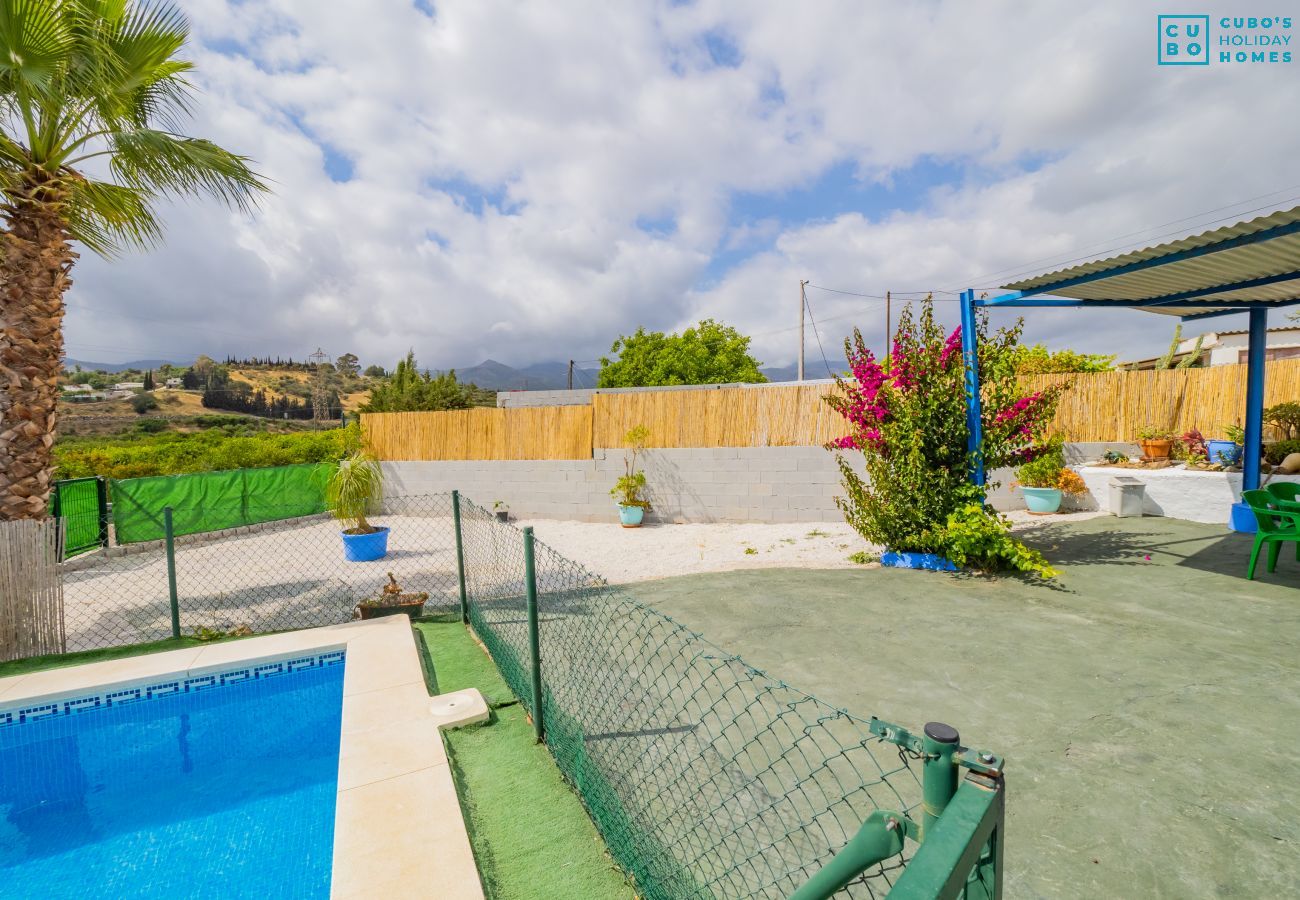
[1243, 306, 1267, 492]
[960, 289, 985, 487]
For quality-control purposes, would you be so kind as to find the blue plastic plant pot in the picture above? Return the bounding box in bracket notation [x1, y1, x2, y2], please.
[880, 550, 957, 572]
[341, 526, 390, 561]
[1228, 501, 1257, 534]
[1206, 440, 1242, 466]
[618, 505, 645, 527]
[1021, 486, 1063, 514]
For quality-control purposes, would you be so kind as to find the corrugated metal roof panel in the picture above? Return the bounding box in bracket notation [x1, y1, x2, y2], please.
[1000, 206, 1300, 314]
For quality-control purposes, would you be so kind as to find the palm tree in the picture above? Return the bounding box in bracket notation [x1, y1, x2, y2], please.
[0, 0, 266, 519]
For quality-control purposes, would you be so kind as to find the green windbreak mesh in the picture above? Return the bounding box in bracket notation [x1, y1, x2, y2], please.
[456, 498, 925, 899]
[50, 477, 104, 557]
[111, 463, 334, 543]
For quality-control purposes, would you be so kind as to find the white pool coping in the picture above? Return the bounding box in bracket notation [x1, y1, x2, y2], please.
[0, 617, 483, 900]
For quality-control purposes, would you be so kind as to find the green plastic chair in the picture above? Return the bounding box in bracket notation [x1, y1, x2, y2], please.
[1266, 481, 1300, 508]
[1242, 489, 1300, 580]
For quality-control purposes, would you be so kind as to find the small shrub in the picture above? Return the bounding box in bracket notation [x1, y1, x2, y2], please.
[1055, 468, 1088, 495]
[135, 418, 168, 433]
[1015, 437, 1065, 488]
[743, 546, 758, 556]
[1265, 438, 1300, 465]
[131, 393, 159, 414]
[1265, 402, 1300, 441]
[847, 550, 876, 565]
[940, 504, 1058, 579]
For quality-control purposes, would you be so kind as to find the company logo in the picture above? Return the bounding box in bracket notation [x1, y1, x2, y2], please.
[1158, 15, 1209, 64]
[1158, 15, 1293, 65]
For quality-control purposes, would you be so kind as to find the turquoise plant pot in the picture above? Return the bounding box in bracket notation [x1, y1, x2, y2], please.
[1021, 486, 1063, 514]
[618, 505, 645, 527]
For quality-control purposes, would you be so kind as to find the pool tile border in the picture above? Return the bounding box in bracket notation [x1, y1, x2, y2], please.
[0, 650, 346, 728]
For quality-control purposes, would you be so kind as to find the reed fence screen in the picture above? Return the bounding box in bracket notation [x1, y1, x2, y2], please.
[362, 360, 1300, 460]
[363, 406, 593, 460]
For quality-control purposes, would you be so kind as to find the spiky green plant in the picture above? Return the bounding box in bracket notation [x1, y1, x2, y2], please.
[0, 0, 267, 519]
[327, 451, 384, 534]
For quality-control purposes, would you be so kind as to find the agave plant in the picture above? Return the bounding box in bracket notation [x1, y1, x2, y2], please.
[0, 0, 266, 519]
[326, 451, 383, 535]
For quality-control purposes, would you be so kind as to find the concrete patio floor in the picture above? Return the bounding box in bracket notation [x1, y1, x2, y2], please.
[630, 516, 1300, 899]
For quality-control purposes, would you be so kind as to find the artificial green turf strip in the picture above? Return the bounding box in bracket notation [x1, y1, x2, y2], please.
[414, 622, 634, 900]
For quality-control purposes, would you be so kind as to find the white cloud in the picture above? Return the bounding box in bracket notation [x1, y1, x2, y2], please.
[63, 0, 1300, 371]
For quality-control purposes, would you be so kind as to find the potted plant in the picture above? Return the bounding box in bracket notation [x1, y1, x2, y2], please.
[327, 450, 389, 561]
[357, 572, 428, 620]
[610, 425, 651, 527]
[1207, 424, 1245, 466]
[492, 500, 510, 523]
[1014, 439, 1088, 514]
[1136, 426, 1175, 461]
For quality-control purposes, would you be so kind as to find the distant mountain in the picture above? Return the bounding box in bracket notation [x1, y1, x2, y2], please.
[65, 357, 177, 373]
[442, 358, 824, 391]
[447, 359, 601, 391]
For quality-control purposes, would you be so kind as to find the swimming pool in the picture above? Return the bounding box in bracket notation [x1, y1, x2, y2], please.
[0, 651, 346, 899]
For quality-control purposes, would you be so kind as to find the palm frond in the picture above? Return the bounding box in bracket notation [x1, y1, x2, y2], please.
[0, 0, 74, 95]
[109, 128, 266, 212]
[61, 176, 161, 255]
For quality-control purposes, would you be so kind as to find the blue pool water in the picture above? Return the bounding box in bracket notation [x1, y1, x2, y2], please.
[0, 652, 346, 899]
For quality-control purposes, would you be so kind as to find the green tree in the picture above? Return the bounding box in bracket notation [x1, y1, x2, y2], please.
[361, 351, 476, 412]
[335, 353, 360, 378]
[1013, 344, 1114, 375]
[597, 318, 767, 387]
[363, 364, 386, 378]
[142, 369, 154, 391]
[0, 0, 266, 518]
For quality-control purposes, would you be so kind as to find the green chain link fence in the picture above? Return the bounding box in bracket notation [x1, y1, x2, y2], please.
[20, 488, 1003, 897]
[45, 493, 461, 652]
[48, 477, 108, 558]
[453, 496, 1005, 899]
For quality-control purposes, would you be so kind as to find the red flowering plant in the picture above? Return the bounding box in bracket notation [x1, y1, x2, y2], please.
[824, 300, 1065, 577]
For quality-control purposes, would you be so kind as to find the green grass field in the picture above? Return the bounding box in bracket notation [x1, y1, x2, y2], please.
[414, 621, 633, 900]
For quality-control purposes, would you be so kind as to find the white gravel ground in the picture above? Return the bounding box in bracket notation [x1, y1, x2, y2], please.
[516, 509, 1105, 584]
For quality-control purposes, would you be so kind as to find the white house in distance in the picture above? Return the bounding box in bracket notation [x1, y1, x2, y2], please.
[1125, 326, 1300, 369]
[164, 377, 183, 388]
[112, 381, 145, 392]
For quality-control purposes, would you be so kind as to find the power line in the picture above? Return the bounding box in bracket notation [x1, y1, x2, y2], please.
[802, 293, 836, 378]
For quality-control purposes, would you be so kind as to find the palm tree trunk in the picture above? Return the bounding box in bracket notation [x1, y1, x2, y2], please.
[0, 177, 75, 520]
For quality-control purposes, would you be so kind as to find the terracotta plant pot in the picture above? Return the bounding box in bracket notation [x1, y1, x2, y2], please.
[357, 597, 427, 620]
[1139, 439, 1173, 460]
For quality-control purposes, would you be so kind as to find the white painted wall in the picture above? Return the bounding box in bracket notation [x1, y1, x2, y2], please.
[1073, 465, 1300, 524]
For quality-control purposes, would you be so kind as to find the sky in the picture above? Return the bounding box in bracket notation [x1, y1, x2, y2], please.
[62, 0, 1300, 373]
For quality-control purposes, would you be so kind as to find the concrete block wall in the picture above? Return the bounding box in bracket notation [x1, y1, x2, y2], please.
[383, 446, 1022, 524]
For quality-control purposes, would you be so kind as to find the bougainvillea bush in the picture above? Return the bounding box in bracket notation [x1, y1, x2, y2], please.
[825, 300, 1064, 577]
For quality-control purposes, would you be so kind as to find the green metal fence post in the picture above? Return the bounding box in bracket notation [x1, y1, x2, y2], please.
[922, 722, 961, 841]
[523, 525, 544, 742]
[95, 476, 110, 548]
[164, 506, 181, 639]
[452, 490, 469, 623]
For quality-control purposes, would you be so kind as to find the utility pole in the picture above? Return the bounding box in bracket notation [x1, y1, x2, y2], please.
[885, 290, 892, 364]
[798, 280, 808, 381]
[567, 359, 574, 390]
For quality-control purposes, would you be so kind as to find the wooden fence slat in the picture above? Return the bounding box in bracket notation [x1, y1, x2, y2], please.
[0, 519, 66, 662]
